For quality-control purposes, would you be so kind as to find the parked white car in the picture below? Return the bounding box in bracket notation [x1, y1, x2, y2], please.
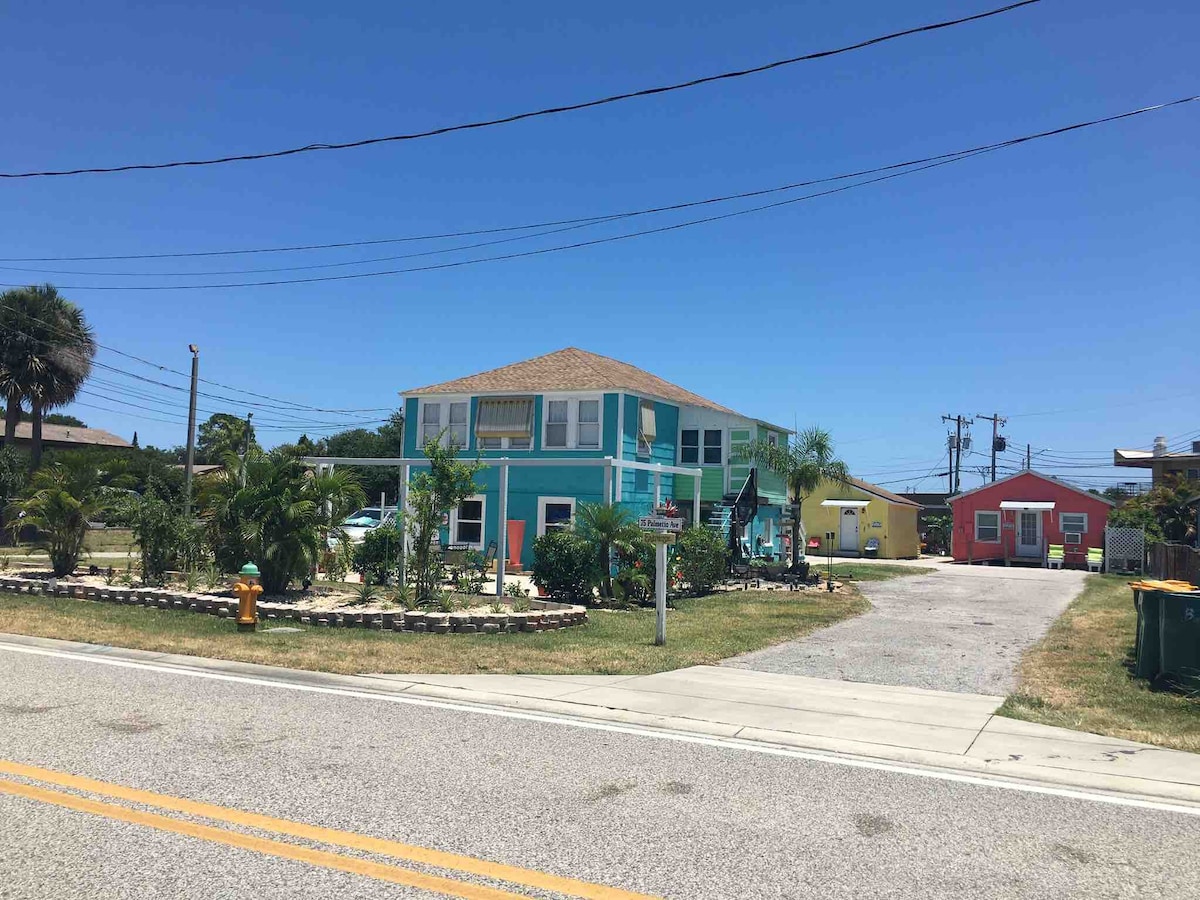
[329, 507, 397, 547]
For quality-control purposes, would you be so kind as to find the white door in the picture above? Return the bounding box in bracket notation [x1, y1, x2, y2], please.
[1016, 511, 1041, 557]
[839, 508, 860, 552]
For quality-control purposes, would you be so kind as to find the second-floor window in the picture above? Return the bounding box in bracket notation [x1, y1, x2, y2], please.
[476, 397, 534, 451]
[703, 429, 723, 465]
[681, 428, 723, 465]
[543, 396, 601, 449]
[681, 429, 699, 464]
[419, 400, 468, 448]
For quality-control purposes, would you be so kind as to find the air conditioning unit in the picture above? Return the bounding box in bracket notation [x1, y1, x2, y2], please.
[1064, 532, 1082, 544]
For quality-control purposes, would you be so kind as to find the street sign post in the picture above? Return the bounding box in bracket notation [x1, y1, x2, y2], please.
[825, 531, 836, 592]
[640, 518, 681, 646]
[638, 515, 684, 533]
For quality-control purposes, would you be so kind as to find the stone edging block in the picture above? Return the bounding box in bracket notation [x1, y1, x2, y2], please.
[0, 576, 588, 636]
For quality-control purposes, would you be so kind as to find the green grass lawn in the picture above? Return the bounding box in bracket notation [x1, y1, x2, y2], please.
[825, 563, 933, 582]
[998, 574, 1200, 752]
[0, 588, 869, 676]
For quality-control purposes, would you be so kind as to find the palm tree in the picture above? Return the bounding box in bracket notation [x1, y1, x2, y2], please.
[0, 285, 97, 468]
[576, 502, 641, 599]
[6, 456, 116, 576]
[201, 449, 364, 594]
[740, 427, 849, 571]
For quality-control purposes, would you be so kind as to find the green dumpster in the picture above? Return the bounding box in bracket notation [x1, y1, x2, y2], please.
[1159, 591, 1200, 687]
[1132, 586, 1200, 685]
[1133, 588, 1163, 681]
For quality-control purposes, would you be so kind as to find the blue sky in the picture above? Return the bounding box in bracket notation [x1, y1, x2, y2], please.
[2, 0, 1196, 491]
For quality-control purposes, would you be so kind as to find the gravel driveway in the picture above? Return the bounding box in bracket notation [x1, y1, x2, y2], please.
[724, 565, 1088, 695]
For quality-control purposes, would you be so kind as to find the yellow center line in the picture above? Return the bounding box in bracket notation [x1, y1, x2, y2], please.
[0, 759, 658, 900]
[0, 777, 528, 900]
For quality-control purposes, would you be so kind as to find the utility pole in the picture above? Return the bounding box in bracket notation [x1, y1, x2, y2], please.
[942, 415, 973, 494]
[183, 345, 199, 518]
[977, 412, 1006, 483]
[239, 412, 254, 488]
[1026, 443, 1031, 470]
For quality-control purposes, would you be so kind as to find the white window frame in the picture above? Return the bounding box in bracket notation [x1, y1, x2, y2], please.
[417, 397, 469, 450]
[1059, 512, 1088, 542]
[537, 496, 577, 536]
[449, 494, 486, 550]
[679, 428, 700, 465]
[767, 432, 778, 448]
[975, 510, 1001, 543]
[478, 435, 531, 451]
[702, 428, 723, 466]
[636, 399, 656, 457]
[540, 394, 603, 451]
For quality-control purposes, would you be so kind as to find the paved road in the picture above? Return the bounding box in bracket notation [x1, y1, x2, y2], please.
[2, 642, 1197, 899]
[725, 565, 1089, 694]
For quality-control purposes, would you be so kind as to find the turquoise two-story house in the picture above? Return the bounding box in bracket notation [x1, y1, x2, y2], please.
[401, 348, 790, 566]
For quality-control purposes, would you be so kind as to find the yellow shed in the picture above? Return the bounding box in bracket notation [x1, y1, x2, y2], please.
[801, 477, 922, 559]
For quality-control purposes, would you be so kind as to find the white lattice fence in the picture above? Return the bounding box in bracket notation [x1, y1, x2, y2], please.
[1105, 527, 1145, 574]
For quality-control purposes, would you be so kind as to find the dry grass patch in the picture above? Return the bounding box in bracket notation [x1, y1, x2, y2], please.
[0, 588, 868, 676]
[999, 574, 1200, 752]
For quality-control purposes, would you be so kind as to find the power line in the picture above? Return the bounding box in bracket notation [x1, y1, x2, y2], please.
[0, 317, 396, 415]
[7, 94, 1195, 293]
[3, 92, 1193, 268]
[0, 150, 1003, 289]
[0, 2, 1040, 180]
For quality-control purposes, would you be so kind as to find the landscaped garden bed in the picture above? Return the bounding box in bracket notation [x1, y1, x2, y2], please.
[0, 574, 585, 635]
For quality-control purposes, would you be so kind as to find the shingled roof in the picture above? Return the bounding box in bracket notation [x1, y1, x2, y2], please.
[403, 347, 770, 420]
[11, 421, 131, 448]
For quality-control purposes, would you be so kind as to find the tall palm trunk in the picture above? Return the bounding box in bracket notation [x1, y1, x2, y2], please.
[790, 501, 803, 570]
[2, 387, 20, 447]
[30, 400, 44, 469]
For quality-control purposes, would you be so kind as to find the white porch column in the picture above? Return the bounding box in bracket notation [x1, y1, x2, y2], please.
[398, 463, 410, 586]
[495, 461, 509, 597]
[603, 458, 613, 506]
[653, 468, 661, 508]
[693, 475, 701, 528]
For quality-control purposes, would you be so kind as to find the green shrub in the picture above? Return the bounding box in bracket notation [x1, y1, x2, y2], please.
[530, 531, 597, 604]
[351, 525, 402, 584]
[674, 526, 728, 596]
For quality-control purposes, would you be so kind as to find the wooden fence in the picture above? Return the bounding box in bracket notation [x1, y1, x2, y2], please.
[1149, 542, 1200, 584]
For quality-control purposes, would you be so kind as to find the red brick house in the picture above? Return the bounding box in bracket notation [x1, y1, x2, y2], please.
[947, 471, 1113, 567]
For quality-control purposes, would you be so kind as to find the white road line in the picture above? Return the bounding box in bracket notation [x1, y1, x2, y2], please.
[2, 640, 1197, 818]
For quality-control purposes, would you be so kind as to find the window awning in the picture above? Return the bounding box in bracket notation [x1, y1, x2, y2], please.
[999, 501, 1056, 510]
[639, 401, 657, 441]
[475, 397, 534, 438]
[821, 499, 871, 508]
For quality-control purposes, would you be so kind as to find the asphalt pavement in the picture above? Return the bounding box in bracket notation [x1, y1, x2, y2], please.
[725, 564, 1088, 694]
[2, 642, 1198, 899]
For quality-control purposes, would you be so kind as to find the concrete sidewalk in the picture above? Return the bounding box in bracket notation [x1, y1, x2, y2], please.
[3, 632, 1197, 808]
[360, 665, 1200, 806]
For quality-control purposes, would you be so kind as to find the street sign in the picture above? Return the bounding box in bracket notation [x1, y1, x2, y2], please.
[645, 532, 676, 545]
[638, 515, 683, 532]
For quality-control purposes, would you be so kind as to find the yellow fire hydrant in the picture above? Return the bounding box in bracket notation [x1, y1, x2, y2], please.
[232, 562, 263, 633]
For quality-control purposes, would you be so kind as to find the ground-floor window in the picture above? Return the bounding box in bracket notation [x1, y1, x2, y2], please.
[537, 496, 576, 536]
[452, 495, 485, 549]
[975, 510, 1000, 542]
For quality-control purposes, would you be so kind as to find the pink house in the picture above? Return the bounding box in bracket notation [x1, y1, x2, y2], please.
[947, 471, 1113, 567]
